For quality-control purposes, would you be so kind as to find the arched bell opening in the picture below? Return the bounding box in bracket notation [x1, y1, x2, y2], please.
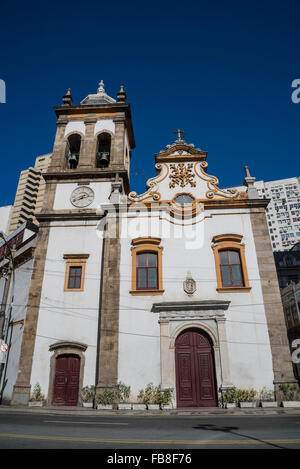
[96, 132, 111, 168]
[65, 134, 81, 169]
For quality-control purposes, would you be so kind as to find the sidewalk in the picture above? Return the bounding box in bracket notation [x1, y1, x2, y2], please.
[1, 404, 300, 417]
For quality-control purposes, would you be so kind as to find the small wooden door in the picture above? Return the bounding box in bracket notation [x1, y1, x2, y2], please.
[175, 329, 217, 407]
[53, 354, 80, 406]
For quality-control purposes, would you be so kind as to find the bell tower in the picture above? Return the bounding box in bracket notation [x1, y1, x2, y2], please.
[44, 81, 135, 212]
[11, 81, 135, 406]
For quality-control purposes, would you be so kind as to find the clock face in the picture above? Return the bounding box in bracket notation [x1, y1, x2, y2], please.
[70, 186, 95, 208]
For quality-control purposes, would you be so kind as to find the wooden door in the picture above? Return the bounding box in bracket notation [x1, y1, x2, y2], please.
[175, 329, 217, 407]
[53, 354, 80, 406]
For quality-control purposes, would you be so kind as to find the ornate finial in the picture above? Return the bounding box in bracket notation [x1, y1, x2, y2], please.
[117, 84, 126, 103]
[174, 128, 185, 141]
[243, 165, 258, 199]
[97, 80, 105, 94]
[244, 166, 251, 178]
[62, 88, 73, 106]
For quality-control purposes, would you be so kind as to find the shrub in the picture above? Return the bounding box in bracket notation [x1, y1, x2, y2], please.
[138, 383, 156, 405]
[115, 382, 131, 403]
[235, 388, 257, 403]
[222, 387, 238, 404]
[96, 389, 115, 406]
[138, 383, 173, 406]
[259, 387, 275, 402]
[279, 384, 299, 401]
[80, 385, 95, 403]
[30, 383, 44, 402]
[155, 386, 173, 406]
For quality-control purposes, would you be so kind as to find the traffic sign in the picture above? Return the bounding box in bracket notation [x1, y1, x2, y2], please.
[0, 342, 8, 353]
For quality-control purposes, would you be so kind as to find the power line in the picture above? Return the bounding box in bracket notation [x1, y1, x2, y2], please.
[20, 327, 289, 348]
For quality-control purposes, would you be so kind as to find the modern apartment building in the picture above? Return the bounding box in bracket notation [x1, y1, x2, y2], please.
[8, 153, 52, 233]
[280, 281, 300, 382]
[228, 177, 300, 252]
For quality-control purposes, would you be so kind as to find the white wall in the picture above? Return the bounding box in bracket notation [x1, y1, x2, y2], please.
[30, 221, 104, 398]
[53, 182, 112, 211]
[0, 256, 35, 403]
[64, 121, 86, 137]
[118, 207, 274, 399]
[94, 119, 115, 136]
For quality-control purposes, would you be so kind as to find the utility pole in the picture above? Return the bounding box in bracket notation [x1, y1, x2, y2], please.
[0, 232, 14, 336]
[0, 231, 15, 404]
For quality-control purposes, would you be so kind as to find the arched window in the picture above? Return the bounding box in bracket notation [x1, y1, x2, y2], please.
[66, 134, 81, 169]
[212, 234, 251, 292]
[96, 132, 111, 168]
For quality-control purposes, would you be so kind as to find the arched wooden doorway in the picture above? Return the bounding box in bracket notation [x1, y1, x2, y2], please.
[52, 354, 80, 406]
[175, 328, 217, 407]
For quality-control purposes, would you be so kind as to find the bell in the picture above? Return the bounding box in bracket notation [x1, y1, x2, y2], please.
[67, 152, 78, 161]
[97, 152, 110, 164]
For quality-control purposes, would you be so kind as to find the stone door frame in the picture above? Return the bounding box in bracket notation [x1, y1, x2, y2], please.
[175, 328, 218, 407]
[152, 300, 233, 407]
[48, 341, 87, 406]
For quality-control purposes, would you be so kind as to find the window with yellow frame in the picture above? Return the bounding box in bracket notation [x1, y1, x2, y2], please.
[63, 254, 89, 292]
[130, 238, 164, 295]
[211, 234, 251, 293]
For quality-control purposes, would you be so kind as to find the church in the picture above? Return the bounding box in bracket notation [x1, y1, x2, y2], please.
[6, 81, 295, 407]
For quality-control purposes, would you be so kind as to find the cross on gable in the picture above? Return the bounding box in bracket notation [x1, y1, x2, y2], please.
[174, 128, 185, 141]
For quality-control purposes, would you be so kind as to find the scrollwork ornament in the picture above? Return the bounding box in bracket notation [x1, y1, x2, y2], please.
[169, 163, 196, 189]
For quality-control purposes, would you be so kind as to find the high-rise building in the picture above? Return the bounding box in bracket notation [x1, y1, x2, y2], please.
[228, 177, 300, 251]
[8, 153, 52, 233]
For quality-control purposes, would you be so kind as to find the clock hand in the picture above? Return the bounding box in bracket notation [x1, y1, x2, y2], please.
[72, 194, 88, 202]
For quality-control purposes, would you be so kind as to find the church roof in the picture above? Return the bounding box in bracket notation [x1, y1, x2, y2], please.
[80, 80, 116, 105]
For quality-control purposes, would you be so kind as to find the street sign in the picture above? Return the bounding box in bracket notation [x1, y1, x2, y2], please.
[0, 340, 8, 363]
[0, 342, 8, 353]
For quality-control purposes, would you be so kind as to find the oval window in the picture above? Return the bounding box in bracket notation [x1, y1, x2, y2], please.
[173, 194, 195, 206]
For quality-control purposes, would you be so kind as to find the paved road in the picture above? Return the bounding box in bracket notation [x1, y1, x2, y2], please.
[0, 411, 299, 449]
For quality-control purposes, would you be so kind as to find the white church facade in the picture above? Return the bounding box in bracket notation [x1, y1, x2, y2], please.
[3, 82, 295, 408]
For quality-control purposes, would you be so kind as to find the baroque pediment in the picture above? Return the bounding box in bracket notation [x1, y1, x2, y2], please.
[128, 134, 246, 203]
[128, 160, 245, 203]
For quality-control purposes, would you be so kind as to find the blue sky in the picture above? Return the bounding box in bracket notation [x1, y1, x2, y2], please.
[0, 0, 299, 206]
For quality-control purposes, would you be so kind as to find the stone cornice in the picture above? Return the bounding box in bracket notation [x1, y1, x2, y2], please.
[127, 198, 269, 210]
[49, 341, 88, 352]
[197, 198, 270, 210]
[37, 210, 103, 222]
[151, 300, 230, 313]
[43, 168, 129, 181]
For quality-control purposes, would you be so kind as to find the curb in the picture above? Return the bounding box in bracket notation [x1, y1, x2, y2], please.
[1, 405, 300, 417]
